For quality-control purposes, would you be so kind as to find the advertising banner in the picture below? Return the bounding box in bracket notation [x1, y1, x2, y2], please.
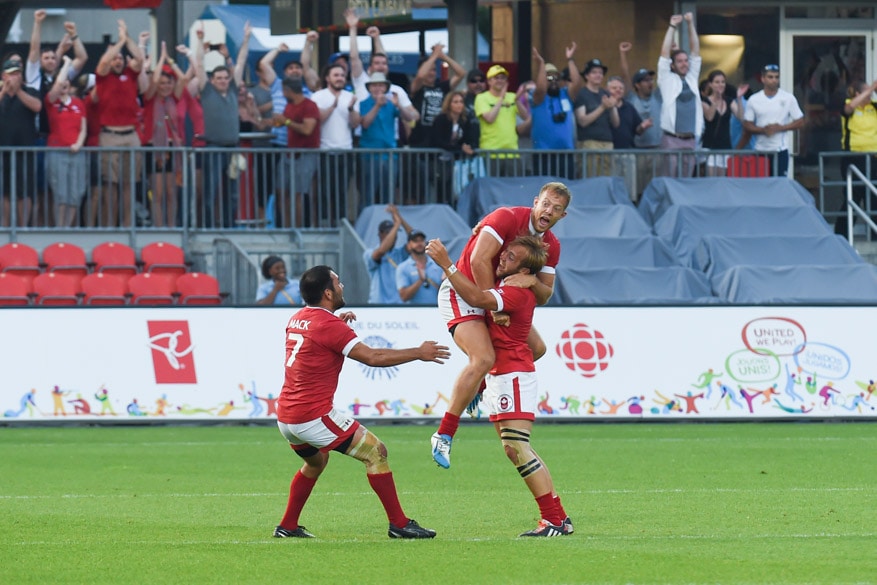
[1, 306, 874, 422]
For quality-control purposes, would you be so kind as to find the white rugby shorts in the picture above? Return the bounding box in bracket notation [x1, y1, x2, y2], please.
[437, 278, 485, 329]
[277, 408, 360, 453]
[483, 371, 538, 422]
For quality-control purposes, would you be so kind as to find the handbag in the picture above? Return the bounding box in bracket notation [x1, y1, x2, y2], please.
[453, 156, 487, 196]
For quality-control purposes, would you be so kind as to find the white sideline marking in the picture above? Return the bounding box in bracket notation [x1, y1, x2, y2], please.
[1, 486, 873, 500]
[12, 531, 877, 546]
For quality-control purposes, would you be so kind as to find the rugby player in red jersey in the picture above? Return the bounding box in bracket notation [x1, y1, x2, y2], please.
[430, 182, 570, 468]
[427, 235, 572, 537]
[273, 265, 450, 539]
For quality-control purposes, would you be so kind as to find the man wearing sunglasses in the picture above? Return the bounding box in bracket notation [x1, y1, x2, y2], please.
[530, 44, 582, 179]
[742, 64, 805, 178]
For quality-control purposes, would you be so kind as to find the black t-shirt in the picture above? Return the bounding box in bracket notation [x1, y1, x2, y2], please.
[409, 79, 452, 147]
[0, 87, 40, 145]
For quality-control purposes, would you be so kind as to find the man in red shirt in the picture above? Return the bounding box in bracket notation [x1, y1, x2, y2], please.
[430, 181, 570, 468]
[94, 19, 143, 227]
[274, 265, 449, 539]
[273, 76, 319, 228]
[426, 235, 572, 537]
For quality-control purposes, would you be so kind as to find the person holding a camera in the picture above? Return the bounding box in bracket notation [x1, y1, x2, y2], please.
[529, 46, 582, 180]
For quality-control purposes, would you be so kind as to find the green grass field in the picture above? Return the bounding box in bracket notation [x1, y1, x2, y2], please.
[1, 422, 875, 585]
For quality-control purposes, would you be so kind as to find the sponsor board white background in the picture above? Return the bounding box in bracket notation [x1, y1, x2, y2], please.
[1, 306, 874, 422]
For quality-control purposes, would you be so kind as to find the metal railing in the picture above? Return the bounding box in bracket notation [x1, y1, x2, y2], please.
[844, 164, 877, 245]
[2, 145, 784, 236]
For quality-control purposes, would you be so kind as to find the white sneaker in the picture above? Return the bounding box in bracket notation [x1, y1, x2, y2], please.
[430, 432, 452, 469]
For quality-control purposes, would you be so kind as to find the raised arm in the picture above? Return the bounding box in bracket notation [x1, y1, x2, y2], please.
[121, 22, 143, 72]
[28, 9, 46, 65]
[64, 21, 88, 77]
[661, 15, 683, 59]
[565, 42, 584, 99]
[411, 44, 442, 94]
[47, 55, 73, 103]
[618, 41, 633, 92]
[531, 47, 547, 107]
[96, 24, 127, 76]
[233, 20, 251, 87]
[194, 29, 208, 93]
[442, 51, 467, 88]
[259, 43, 288, 87]
[845, 80, 877, 114]
[300, 30, 321, 92]
[425, 238, 497, 310]
[684, 12, 699, 57]
[370, 204, 405, 262]
[345, 9, 364, 80]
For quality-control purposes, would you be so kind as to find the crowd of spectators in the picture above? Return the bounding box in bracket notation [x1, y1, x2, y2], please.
[0, 8, 825, 232]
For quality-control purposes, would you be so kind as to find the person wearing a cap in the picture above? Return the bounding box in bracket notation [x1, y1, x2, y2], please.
[657, 12, 703, 177]
[396, 229, 442, 304]
[0, 55, 42, 227]
[273, 76, 320, 228]
[475, 64, 530, 176]
[741, 64, 805, 178]
[573, 56, 618, 178]
[359, 71, 417, 213]
[27, 11, 87, 132]
[529, 45, 582, 179]
[345, 10, 419, 161]
[364, 204, 414, 304]
[619, 41, 664, 199]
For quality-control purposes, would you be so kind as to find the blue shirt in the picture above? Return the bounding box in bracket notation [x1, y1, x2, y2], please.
[255, 278, 302, 305]
[529, 88, 575, 150]
[359, 96, 399, 149]
[364, 246, 408, 304]
[395, 256, 444, 305]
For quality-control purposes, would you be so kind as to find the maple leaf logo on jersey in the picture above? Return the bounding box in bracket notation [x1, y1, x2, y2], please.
[147, 320, 197, 384]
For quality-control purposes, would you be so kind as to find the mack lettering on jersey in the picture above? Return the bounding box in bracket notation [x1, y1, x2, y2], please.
[289, 319, 311, 330]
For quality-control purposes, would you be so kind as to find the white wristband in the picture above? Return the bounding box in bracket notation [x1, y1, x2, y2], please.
[447, 264, 457, 276]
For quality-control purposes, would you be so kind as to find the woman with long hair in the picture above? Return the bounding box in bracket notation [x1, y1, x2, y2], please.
[701, 69, 747, 176]
[431, 90, 477, 204]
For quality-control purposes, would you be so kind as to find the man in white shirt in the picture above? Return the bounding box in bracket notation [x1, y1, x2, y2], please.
[743, 64, 805, 177]
[656, 12, 702, 177]
[311, 63, 360, 225]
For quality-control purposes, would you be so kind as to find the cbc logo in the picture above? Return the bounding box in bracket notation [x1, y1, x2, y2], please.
[555, 323, 614, 378]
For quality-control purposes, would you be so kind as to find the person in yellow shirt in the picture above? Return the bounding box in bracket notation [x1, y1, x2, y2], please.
[474, 64, 530, 176]
[835, 79, 877, 237]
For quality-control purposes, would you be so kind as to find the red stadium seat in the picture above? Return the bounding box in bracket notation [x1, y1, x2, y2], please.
[0, 242, 41, 290]
[140, 242, 188, 280]
[92, 242, 138, 283]
[32, 272, 79, 305]
[176, 272, 222, 305]
[81, 272, 128, 305]
[128, 273, 175, 305]
[0, 273, 31, 305]
[43, 242, 89, 289]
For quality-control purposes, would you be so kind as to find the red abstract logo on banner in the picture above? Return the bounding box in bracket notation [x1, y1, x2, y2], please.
[556, 323, 614, 378]
[147, 321, 197, 384]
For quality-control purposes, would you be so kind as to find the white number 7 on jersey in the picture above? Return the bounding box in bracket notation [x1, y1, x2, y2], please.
[285, 333, 304, 367]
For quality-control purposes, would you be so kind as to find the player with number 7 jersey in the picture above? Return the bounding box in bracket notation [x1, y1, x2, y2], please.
[272, 265, 450, 540]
